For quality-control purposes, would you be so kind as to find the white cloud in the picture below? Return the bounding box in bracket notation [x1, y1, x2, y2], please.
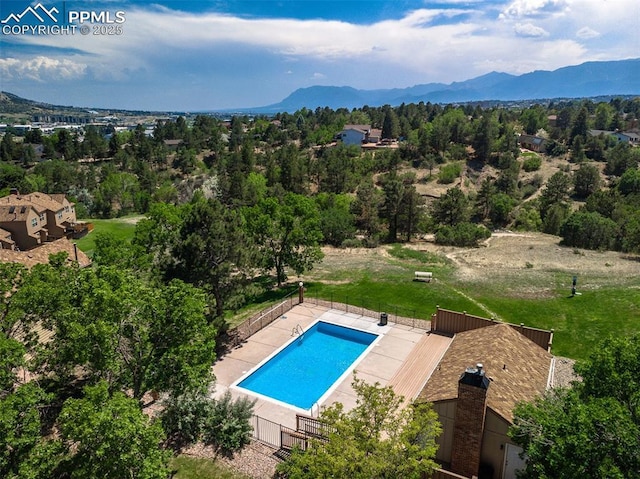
[576, 26, 600, 39]
[0, 56, 86, 81]
[514, 23, 550, 37]
[18, 3, 635, 83]
[499, 0, 570, 19]
[5, 0, 639, 108]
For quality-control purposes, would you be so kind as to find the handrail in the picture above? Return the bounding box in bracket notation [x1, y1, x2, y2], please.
[291, 323, 304, 337]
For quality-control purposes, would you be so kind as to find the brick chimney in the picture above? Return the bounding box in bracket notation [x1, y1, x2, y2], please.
[450, 363, 490, 478]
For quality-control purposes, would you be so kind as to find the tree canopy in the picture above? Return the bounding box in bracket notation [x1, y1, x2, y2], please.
[244, 193, 324, 286]
[510, 334, 640, 479]
[276, 377, 441, 479]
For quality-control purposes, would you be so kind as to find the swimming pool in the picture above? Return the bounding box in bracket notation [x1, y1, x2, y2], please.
[235, 321, 378, 410]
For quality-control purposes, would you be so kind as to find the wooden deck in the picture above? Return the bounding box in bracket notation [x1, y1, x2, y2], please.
[388, 332, 453, 404]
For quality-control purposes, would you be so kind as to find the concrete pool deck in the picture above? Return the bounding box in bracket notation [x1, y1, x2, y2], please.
[212, 303, 452, 430]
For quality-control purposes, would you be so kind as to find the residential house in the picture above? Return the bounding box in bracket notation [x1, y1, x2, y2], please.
[163, 139, 183, 150]
[588, 129, 613, 138]
[518, 134, 547, 153]
[588, 129, 640, 146]
[613, 130, 640, 145]
[338, 124, 371, 146]
[0, 191, 81, 250]
[338, 125, 386, 146]
[417, 310, 554, 479]
[0, 203, 47, 250]
[367, 128, 382, 144]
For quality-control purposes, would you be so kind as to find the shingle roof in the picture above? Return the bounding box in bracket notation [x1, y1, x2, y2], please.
[0, 192, 63, 213]
[417, 323, 552, 423]
[0, 237, 90, 268]
[343, 124, 371, 133]
[0, 227, 15, 243]
[0, 204, 38, 222]
[49, 193, 72, 206]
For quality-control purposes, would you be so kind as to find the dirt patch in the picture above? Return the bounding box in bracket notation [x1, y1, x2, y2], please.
[117, 215, 146, 224]
[441, 232, 638, 283]
[306, 232, 639, 291]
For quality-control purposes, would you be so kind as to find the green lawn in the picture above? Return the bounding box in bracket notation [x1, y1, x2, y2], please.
[75, 216, 142, 257]
[301, 244, 485, 319]
[170, 456, 250, 479]
[297, 245, 640, 361]
[72, 219, 640, 361]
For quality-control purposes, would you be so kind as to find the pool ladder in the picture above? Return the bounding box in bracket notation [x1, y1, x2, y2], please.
[291, 324, 304, 343]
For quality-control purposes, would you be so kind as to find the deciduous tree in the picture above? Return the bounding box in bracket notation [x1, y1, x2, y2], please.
[244, 193, 323, 286]
[57, 381, 171, 479]
[0, 383, 55, 478]
[41, 266, 216, 399]
[511, 335, 640, 479]
[276, 377, 441, 479]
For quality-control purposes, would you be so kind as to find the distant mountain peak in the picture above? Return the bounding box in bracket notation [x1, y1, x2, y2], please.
[244, 58, 639, 113]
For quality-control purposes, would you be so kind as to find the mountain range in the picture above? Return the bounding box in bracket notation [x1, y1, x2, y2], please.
[246, 58, 640, 113]
[2, 59, 639, 116]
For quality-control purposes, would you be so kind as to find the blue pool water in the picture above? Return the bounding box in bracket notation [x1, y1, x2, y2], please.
[237, 321, 378, 410]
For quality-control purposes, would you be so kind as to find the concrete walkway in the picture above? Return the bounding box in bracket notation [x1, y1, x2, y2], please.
[212, 303, 440, 430]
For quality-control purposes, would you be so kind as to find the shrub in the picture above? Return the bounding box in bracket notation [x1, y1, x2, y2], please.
[434, 222, 491, 247]
[522, 156, 542, 172]
[438, 163, 462, 184]
[520, 184, 538, 199]
[203, 392, 255, 454]
[341, 238, 363, 249]
[560, 211, 618, 251]
[161, 390, 212, 450]
[162, 390, 255, 454]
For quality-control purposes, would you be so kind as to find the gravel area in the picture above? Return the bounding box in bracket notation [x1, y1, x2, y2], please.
[551, 356, 580, 388]
[183, 440, 281, 479]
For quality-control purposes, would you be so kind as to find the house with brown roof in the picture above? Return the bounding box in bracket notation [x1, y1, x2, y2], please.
[0, 190, 84, 251]
[417, 311, 554, 479]
[338, 125, 388, 147]
[518, 134, 547, 153]
[0, 237, 91, 268]
[0, 203, 46, 250]
[338, 124, 371, 146]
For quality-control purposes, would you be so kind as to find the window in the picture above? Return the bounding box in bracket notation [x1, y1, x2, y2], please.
[57, 211, 63, 219]
[39, 214, 45, 222]
[31, 218, 38, 227]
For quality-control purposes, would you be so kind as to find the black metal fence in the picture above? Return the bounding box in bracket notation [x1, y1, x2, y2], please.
[303, 294, 432, 331]
[250, 414, 283, 449]
[225, 290, 432, 354]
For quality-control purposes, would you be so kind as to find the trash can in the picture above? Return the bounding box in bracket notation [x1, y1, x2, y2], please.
[379, 312, 388, 326]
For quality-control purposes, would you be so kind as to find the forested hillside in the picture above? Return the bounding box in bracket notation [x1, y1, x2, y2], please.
[2, 98, 639, 255]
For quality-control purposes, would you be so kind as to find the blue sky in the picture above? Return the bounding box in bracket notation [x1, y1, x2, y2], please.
[1, 0, 638, 111]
